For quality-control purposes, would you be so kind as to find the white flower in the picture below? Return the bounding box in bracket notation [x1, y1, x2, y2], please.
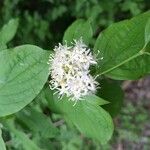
[48, 39, 98, 103]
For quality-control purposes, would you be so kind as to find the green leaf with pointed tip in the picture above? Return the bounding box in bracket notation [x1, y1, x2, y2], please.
[0, 129, 6, 150]
[0, 45, 50, 117]
[45, 88, 114, 144]
[63, 19, 93, 45]
[83, 94, 110, 106]
[94, 11, 150, 80]
[44, 88, 109, 113]
[0, 19, 19, 50]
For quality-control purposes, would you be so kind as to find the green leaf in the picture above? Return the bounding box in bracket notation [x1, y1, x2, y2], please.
[145, 42, 150, 52]
[4, 119, 42, 150]
[63, 19, 93, 45]
[42, 87, 61, 114]
[45, 88, 114, 144]
[94, 11, 150, 80]
[145, 18, 150, 45]
[105, 54, 150, 80]
[13, 131, 41, 150]
[0, 45, 50, 117]
[44, 88, 109, 113]
[0, 19, 19, 50]
[16, 108, 59, 138]
[0, 129, 6, 150]
[82, 94, 110, 106]
[66, 102, 113, 144]
[98, 79, 124, 117]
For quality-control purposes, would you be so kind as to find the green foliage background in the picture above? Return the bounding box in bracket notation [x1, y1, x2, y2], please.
[0, 0, 149, 48]
[0, 0, 150, 149]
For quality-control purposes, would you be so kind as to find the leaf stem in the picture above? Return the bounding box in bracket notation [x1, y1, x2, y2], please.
[144, 52, 150, 56]
[99, 52, 142, 76]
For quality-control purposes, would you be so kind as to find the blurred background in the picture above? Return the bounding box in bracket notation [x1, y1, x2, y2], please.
[0, 0, 150, 149]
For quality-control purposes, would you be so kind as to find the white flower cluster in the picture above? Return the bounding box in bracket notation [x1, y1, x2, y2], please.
[48, 39, 98, 102]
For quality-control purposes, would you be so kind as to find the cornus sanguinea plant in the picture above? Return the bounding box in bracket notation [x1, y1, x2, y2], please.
[48, 39, 98, 102]
[0, 11, 149, 148]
